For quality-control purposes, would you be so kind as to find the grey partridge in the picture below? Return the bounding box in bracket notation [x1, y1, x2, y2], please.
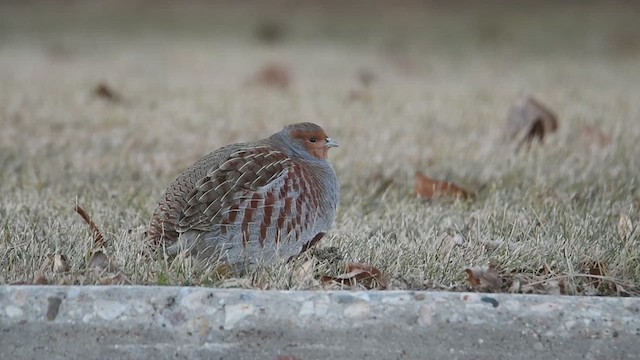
[147, 122, 339, 267]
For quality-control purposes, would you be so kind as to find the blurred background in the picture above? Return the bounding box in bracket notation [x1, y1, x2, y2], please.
[2, 1, 639, 55]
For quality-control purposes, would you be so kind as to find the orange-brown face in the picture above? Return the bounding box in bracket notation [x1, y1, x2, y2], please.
[290, 128, 339, 159]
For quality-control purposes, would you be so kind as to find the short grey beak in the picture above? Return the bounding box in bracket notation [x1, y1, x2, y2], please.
[325, 137, 339, 148]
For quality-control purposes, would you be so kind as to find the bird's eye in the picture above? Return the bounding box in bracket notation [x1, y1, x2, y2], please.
[308, 137, 318, 143]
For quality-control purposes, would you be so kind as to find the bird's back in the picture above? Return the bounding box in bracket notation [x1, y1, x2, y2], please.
[146, 143, 246, 247]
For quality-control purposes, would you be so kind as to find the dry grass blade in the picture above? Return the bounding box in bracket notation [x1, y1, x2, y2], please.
[415, 171, 472, 200]
[74, 204, 106, 249]
[506, 95, 558, 150]
[617, 213, 633, 240]
[292, 258, 317, 285]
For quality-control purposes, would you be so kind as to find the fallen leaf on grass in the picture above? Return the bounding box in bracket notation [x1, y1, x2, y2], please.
[87, 251, 116, 273]
[521, 279, 562, 296]
[52, 253, 70, 273]
[581, 125, 612, 149]
[321, 262, 389, 290]
[96, 272, 131, 285]
[581, 261, 613, 291]
[31, 256, 53, 284]
[219, 278, 254, 289]
[254, 20, 286, 45]
[74, 205, 118, 272]
[357, 68, 377, 87]
[415, 171, 472, 200]
[75, 204, 107, 249]
[387, 54, 419, 76]
[347, 88, 373, 102]
[247, 63, 292, 90]
[465, 261, 502, 292]
[93, 82, 123, 103]
[33, 273, 49, 285]
[506, 95, 558, 151]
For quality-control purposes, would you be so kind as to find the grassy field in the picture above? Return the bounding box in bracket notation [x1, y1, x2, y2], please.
[1, 1, 639, 295]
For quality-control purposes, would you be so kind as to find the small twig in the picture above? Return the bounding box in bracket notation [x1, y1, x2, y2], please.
[74, 204, 106, 249]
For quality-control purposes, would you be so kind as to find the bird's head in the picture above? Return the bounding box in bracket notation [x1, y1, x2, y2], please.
[281, 122, 338, 160]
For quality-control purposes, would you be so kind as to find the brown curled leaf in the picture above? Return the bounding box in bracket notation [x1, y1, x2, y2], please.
[465, 261, 502, 292]
[93, 82, 123, 103]
[506, 95, 558, 150]
[415, 171, 472, 200]
[52, 253, 70, 273]
[581, 125, 612, 149]
[247, 63, 292, 90]
[322, 262, 388, 290]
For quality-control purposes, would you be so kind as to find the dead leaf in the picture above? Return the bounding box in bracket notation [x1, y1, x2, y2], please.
[580, 261, 617, 294]
[97, 272, 131, 285]
[465, 261, 502, 292]
[219, 278, 253, 289]
[93, 82, 122, 103]
[415, 171, 472, 200]
[357, 68, 377, 87]
[32, 256, 52, 284]
[52, 253, 70, 273]
[33, 273, 48, 285]
[388, 54, 419, 75]
[618, 213, 633, 240]
[529, 279, 561, 296]
[248, 63, 292, 90]
[75, 204, 107, 249]
[88, 251, 116, 272]
[506, 95, 558, 150]
[254, 20, 286, 44]
[347, 88, 373, 102]
[581, 125, 612, 148]
[322, 262, 388, 290]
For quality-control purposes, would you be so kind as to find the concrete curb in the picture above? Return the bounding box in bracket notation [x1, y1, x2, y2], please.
[1, 286, 638, 359]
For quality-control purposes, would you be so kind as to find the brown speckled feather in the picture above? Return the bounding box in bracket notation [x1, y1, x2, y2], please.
[146, 143, 244, 246]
